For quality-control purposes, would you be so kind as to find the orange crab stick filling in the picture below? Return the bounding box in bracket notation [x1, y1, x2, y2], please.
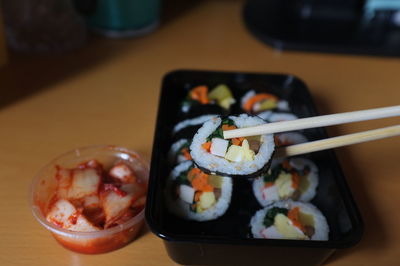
[243, 93, 278, 112]
[288, 207, 305, 232]
[188, 168, 213, 192]
[222, 124, 245, 146]
[181, 147, 192, 160]
[190, 85, 209, 104]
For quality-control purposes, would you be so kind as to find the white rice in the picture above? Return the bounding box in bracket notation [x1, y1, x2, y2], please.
[165, 161, 233, 221]
[252, 157, 318, 206]
[268, 112, 298, 123]
[250, 200, 329, 241]
[190, 114, 275, 176]
[256, 110, 273, 121]
[173, 115, 218, 134]
[276, 100, 290, 111]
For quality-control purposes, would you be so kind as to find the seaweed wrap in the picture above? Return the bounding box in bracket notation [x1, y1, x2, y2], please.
[250, 200, 329, 240]
[252, 158, 318, 206]
[190, 114, 275, 177]
[166, 161, 232, 221]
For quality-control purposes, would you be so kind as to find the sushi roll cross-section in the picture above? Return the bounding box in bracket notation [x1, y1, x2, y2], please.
[190, 114, 275, 177]
[250, 201, 329, 241]
[253, 158, 318, 206]
[166, 161, 232, 221]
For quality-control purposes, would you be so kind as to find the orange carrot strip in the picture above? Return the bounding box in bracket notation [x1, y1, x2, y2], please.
[202, 183, 214, 192]
[287, 207, 305, 231]
[181, 147, 192, 160]
[188, 168, 201, 182]
[202, 141, 211, 152]
[190, 86, 209, 104]
[264, 182, 274, 188]
[232, 137, 244, 146]
[243, 93, 278, 112]
[192, 172, 214, 192]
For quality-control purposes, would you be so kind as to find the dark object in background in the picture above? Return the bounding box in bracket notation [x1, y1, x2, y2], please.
[1, 0, 86, 53]
[75, 0, 160, 38]
[146, 70, 363, 266]
[243, 0, 400, 56]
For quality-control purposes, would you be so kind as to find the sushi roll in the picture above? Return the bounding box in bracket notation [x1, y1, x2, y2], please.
[168, 139, 192, 165]
[274, 132, 308, 147]
[190, 114, 275, 177]
[181, 84, 236, 115]
[252, 158, 318, 206]
[165, 161, 233, 221]
[241, 90, 289, 114]
[250, 200, 329, 240]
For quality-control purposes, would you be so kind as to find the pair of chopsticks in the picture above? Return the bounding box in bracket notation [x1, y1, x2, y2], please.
[223, 105, 400, 158]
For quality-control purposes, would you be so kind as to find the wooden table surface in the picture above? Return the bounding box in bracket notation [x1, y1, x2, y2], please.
[1, 0, 399, 265]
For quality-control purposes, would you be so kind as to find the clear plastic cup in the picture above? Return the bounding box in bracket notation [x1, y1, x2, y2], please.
[30, 145, 149, 254]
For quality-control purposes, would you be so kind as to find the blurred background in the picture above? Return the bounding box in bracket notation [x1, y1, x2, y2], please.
[2, 0, 400, 108]
[0, 0, 202, 108]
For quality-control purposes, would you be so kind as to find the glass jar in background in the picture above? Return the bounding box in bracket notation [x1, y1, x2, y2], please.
[77, 0, 160, 38]
[1, 0, 87, 53]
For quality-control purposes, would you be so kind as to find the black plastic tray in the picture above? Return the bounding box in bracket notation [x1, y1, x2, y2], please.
[243, 0, 400, 57]
[145, 70, 363, 266]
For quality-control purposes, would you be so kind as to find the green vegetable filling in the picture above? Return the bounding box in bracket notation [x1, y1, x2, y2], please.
[263, 162, 311, 183]
[263, 207, 289, 227]
[206, 118, 235, 143]
[263, 164, 285, 183]
[175, 166, 192, 186]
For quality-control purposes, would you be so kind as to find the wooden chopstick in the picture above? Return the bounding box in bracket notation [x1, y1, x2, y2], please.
[274, 125, 400, 158]
[223, 105, 400, 139]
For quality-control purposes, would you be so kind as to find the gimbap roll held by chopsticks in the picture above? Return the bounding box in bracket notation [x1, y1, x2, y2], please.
[190, 114, 275, 178]
[250, 200, 329, 240]
[165, 161, 233, 221]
